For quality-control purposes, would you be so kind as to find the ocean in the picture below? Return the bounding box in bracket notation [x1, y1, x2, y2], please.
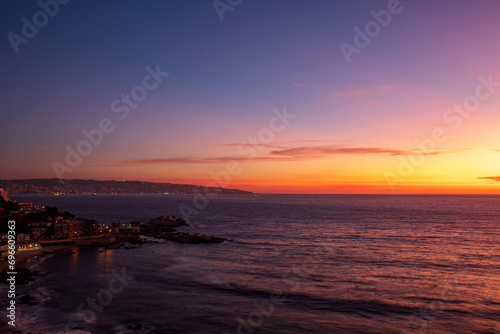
[2, 194, 500, 333]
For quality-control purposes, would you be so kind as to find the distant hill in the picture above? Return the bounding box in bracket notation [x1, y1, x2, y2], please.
[0, 179, 253, 195]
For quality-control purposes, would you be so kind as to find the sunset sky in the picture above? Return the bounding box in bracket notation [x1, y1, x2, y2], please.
[1, 0, 500, 194]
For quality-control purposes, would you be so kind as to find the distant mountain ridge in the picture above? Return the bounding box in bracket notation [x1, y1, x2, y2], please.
[0, 178, 253, 195]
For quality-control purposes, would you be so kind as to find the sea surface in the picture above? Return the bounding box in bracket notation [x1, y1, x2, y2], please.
[2, 194, 500, 333]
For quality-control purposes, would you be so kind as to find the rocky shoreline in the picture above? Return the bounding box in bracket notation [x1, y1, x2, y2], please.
[141, 215, 231, 244]
[0, 217, 231, 332]
[1, 215, 229, 286]
[0, 266, 39, 285]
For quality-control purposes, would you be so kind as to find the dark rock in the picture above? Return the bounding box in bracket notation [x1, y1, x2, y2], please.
[0, 267, 37, 285]
[146, 215, 188, 228]
[141, 215, 228, 244]
[128, 322, 144, 331]
[19, 294, 37, 305]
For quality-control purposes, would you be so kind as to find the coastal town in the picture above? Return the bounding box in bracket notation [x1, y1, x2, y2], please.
[0, 187, 229, 334]
[0, 178, 253, 195]
[0, 187, 142, 252]
[0, 187, 229, 271]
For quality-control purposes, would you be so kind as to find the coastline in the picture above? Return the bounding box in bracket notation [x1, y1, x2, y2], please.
[0, 245, 76, 272]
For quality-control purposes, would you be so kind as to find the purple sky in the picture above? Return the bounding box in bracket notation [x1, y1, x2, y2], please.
[1, 0, 500, 193]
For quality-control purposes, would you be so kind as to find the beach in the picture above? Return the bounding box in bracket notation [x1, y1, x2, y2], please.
[1, 244, 77, 272]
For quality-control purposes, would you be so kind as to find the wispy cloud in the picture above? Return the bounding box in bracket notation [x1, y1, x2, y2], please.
[280, 139, 355, 145]
[271, 145, 411, 157]
[221, 143, 288, 149]
[330, 85, 393, 98]
[122, 156, 293, 165]
[491, 149, 500, 153]
[121, 144, 447, 166]
[477, 176, 500, 182]
[292, 82, 304, 87]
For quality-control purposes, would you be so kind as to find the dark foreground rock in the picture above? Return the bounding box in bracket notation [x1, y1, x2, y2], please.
[128, 322, 145, 331]
[147, 215, 188, 228]
[163, 232, 229, 244]
[19, 294, 38, 305]
[0, 267, 39, 285]
[135, 214, 229, 244]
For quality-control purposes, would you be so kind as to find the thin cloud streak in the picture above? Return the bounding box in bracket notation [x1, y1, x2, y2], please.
[121, 145, 449, 166]
[221, 143, 289, 149]
[270, 146, 409, 157]
[477, 176, 500, 182]
[122, 156, 295, 165]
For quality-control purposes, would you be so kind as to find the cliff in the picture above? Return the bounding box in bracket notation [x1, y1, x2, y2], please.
[0, 178, 253, 195]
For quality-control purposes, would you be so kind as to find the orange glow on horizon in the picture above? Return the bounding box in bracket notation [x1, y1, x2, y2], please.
[145, 177, 500, 194]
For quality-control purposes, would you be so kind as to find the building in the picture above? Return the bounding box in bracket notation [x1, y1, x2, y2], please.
[18, 243, 42, 251]
[18, 202, 40, 214]
[112, 221, 141, 234]
[75, 218, 100, 236]
[54, 220, 73, 239]
[53, 219, 100, 239]
[28, 222, 52, 238]
[17, 233, 30, 243]
[112, 221, 141, 241]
